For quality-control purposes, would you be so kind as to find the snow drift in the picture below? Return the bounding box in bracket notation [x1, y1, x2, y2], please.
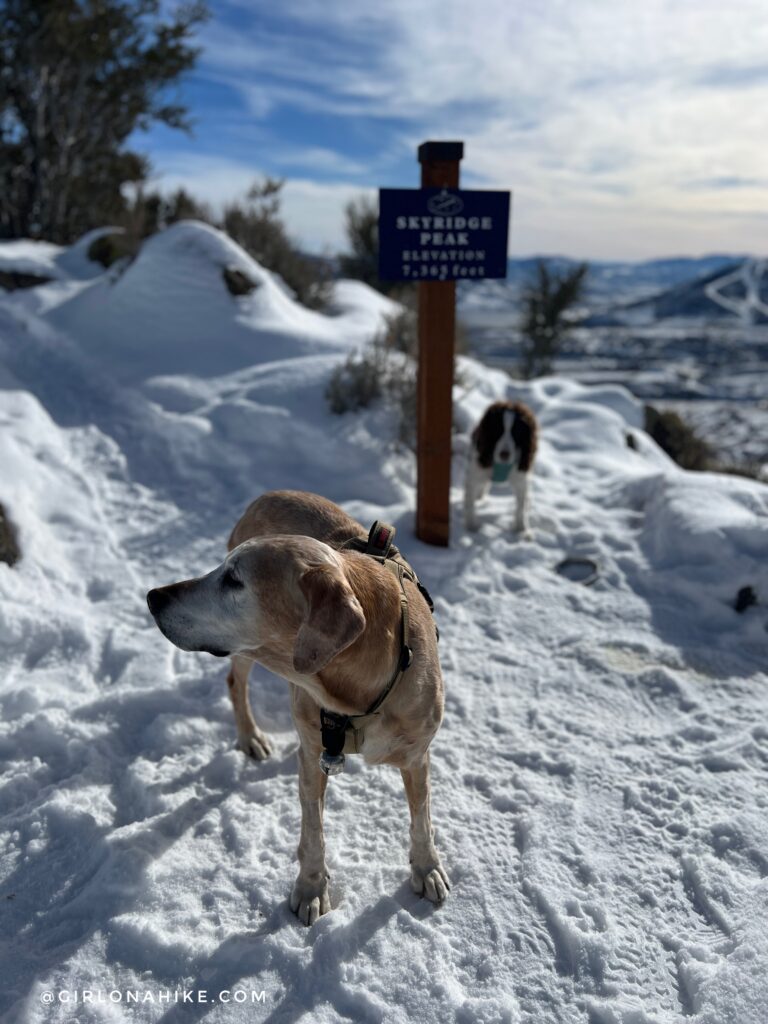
[46, 221, 398, 381]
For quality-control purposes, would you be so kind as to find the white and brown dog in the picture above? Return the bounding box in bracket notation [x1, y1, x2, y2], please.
[464, 400, 538, 533]
[147, 490, 449, 925]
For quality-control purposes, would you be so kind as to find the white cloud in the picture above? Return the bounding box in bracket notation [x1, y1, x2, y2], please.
[281, 180, 376, 252]
[148, 153, 370, 253]
[152, 149, 765, 261]
[164, 1, 768, 256]
[149, 154, 257, 210]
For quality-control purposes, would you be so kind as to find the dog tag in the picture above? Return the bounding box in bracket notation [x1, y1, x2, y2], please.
[319, 752, 345, 776]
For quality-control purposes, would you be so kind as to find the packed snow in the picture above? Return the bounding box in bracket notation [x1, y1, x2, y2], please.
[1, 223, 767, 1024]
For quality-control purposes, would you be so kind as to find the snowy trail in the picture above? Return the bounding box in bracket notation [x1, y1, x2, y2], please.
[421, 470, 767, 1022]
[1, 226, 767, 1023]
[4, 378, 765, 1024]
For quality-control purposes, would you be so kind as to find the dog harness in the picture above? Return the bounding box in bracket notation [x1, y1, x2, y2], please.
[318, 521, 436, 777]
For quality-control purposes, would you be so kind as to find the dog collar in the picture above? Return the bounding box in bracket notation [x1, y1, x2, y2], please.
[318, 520, 433, 777]
[492, 462, 513, 483]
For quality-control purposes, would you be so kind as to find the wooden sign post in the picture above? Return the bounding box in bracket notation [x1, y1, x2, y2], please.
[416, 140, 463, 546]
[377, 143, 510, 547]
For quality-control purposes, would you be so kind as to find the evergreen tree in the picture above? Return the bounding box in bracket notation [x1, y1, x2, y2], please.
[0, 0, 208, 242]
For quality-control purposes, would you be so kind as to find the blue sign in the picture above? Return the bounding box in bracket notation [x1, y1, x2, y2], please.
[379, 187, 511, 282]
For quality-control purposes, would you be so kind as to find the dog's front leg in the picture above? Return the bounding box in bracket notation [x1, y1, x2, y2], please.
[227, 656, 272, 760]
[511, 471, 531, 534]
[464, 464, 481, 531]
[290, 743, 331, 925]
[401, 755, 450, 904]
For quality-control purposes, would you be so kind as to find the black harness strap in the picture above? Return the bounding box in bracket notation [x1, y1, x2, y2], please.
[318, 521, 436, 776]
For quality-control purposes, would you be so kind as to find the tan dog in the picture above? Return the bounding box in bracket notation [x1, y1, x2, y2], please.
[147, 490, 449, 924]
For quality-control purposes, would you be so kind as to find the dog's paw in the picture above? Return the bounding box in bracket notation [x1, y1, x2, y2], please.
[237, 729, 273, 761]
[290, 876, 331, 926]
[410, 862, 450, 904]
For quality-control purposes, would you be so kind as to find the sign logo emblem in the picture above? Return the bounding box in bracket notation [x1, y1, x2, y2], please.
[427, 189, 464, 216]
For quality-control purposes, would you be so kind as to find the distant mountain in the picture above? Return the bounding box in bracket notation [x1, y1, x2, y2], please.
[585, 258, 768, 326]
[460, 255, 765, 326]
[505, 254, 744, 305]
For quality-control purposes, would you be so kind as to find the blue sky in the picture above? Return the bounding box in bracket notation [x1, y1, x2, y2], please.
[139, 0, 768, 259]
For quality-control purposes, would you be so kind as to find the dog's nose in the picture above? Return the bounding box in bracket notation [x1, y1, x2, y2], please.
[499, 449, 511, 461]
[147, 588, 172, 616]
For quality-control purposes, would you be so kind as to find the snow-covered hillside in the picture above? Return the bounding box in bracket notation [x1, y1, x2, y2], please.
[1, 224, 767, 1024]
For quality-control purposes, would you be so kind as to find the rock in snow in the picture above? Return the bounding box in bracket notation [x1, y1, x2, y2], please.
[0, 223, 766, 1024]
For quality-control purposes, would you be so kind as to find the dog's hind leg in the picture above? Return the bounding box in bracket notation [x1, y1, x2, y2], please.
[401, 755, 450, 904]
[226, 655, 273, 760]
[291, 742, 331, 925]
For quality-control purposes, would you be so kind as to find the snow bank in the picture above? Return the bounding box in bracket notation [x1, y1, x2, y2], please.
[619, 470, 768, 655]
[628, 471, 768, 567]
[0, 239, 63, 280]
[0, 228, 117, 283]
[46, 221, 394, 382]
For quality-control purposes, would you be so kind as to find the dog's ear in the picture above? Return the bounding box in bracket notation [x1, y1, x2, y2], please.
[293, 564, 366, 675]
[511, 402, 538, 472]
[473, 404, 501, 468]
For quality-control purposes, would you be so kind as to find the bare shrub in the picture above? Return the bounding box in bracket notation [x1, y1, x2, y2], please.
[644, 406, 714, 470]
[222, 267, 258, 296]
[87, 232, 134, 269]
[520, 260, 588, 378]
[326, 307, 465, 449]
[326, 342, 389, 415]
[222, 179, 332, 311]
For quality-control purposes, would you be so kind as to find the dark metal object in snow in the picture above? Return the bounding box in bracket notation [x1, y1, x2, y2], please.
[555, 556, 600, 587]
[734, 585, 757, 613]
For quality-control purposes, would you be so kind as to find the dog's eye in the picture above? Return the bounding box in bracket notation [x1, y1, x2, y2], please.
[222, 568, 244, 590]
